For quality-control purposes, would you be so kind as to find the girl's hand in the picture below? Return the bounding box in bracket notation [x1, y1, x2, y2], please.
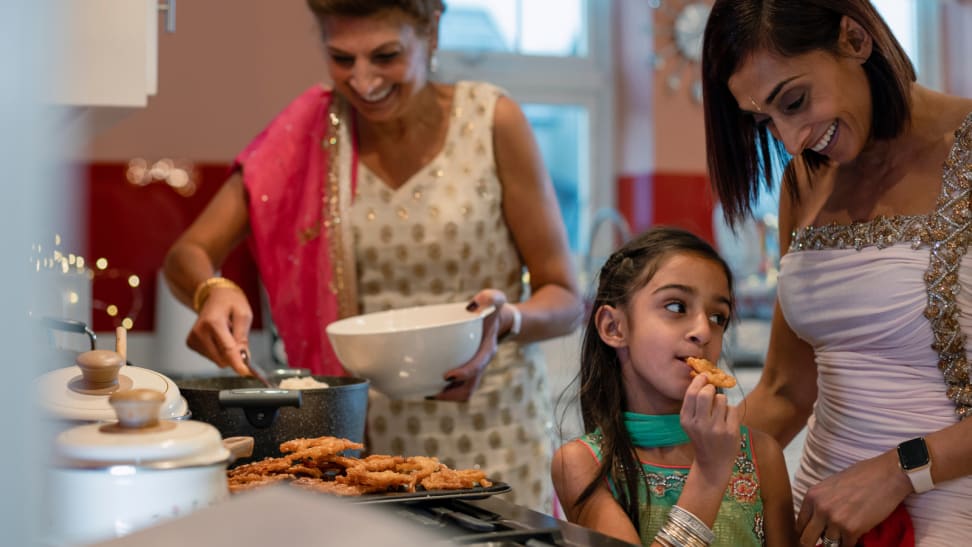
[436, 289, 508, 402]
[681, 374, 742, 482]
[186, 286, 253, 377]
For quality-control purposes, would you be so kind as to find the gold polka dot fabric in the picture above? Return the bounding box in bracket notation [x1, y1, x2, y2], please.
[349, 81, 556, 512]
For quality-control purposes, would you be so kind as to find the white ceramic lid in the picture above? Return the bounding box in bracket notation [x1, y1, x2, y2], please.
[54, 389, 227, 468]
[36, 349, 189, 422]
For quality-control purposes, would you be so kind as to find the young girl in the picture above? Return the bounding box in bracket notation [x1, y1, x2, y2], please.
[552, 227, 796, 546]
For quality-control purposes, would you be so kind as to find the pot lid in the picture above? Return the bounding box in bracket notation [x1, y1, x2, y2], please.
[55, 389, 227, 468]
[35, 349, 189, 422]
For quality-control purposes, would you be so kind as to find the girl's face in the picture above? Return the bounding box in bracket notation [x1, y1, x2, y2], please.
[600, 253, 732, 414]
[319, 10, 434, 122]
[727, 19, 874, 164]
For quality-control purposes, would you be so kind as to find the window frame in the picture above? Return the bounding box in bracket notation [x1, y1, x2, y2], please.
[436, 0, 615, 256]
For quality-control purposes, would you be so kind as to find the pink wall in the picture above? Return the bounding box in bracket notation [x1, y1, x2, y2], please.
[613, 0, 707, 176]
[87, 0, 328, 162]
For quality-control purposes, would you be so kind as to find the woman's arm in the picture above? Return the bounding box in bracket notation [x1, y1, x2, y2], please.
[797, 416, 972, 546]
[750, 428, 798, 546]
[741, 176, 818, 446]
[492, 95, 584, 342]
[551, 441, 641, 545]
[434, 94, 583, 402]
[162, 174, 253, 375]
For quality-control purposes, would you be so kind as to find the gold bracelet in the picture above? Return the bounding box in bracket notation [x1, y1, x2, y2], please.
[192, 277, 243, 312]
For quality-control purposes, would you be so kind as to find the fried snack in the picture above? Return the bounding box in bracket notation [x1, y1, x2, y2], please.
[420, 466, 492, 490]
[279, 436, 364, 455]
[291, 477, 381, 496]
[226, 435, 494, 497]
[396, 456, 441, 484]
[227, 456, 293, 478]
[686, 357, 737, 388]
[227, 473, 295, 493]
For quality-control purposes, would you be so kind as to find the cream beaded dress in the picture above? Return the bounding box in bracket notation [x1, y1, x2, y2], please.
[348, 81, 557, 512]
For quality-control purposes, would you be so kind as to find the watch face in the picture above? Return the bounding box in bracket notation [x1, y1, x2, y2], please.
[897, 437, 930, 470]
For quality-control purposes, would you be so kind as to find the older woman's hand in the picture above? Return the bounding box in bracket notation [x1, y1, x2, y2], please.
[796, 451, 912, 546]
[435, 289, 508, 402]
[187, 285, 253, 377]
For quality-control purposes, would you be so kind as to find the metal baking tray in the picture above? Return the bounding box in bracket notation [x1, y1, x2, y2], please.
[352, 481, 512, 505]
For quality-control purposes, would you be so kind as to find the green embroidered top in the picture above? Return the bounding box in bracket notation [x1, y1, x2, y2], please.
[578, 426, 765, 546]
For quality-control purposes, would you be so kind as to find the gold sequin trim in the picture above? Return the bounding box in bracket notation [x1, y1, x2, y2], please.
[788, 112, 972, 418]
[321, 97, 359, 318]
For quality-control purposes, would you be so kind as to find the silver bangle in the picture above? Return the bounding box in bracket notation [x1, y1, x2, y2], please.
[656, 525, 689, 547]
[667, 505, 715, 545]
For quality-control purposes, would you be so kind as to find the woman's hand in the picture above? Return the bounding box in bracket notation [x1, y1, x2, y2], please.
[186, 285, 254, 376]
[681, 374, 742, 483]
[796, 451, 911, 546]
[436, 289, 509, 402]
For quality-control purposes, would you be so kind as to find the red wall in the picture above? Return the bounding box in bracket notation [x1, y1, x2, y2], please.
[85, 163, 262, 331]
[617, 172, 715, 244]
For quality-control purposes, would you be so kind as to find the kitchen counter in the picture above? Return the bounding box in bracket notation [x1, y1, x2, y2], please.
[90, 485, 638, 547]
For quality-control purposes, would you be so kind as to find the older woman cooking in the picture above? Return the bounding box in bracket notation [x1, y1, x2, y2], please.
[163, 0, 583, 513]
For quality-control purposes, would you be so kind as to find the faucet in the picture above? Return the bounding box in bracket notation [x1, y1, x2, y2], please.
[584, 208, 633, 283]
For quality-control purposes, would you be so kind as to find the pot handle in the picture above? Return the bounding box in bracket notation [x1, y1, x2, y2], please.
[218, 389, 302, 429]
[223, 436, 255, 464]
[218, 389, 302, 409]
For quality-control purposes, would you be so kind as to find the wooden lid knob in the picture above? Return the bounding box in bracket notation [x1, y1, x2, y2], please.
[108, 389, 165, 429]
[73, 349, 126, 393]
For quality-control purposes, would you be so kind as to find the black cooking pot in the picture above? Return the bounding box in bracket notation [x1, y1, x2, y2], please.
[174, 373, 368, 463]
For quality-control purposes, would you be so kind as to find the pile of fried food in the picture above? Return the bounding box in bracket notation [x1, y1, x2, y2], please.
[227, 436, 492, 496]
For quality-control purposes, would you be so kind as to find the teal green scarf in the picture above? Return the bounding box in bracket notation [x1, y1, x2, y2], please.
[624, 412, 688, 447]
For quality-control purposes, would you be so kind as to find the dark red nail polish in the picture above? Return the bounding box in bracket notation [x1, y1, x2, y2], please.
[466, 301, 479, 311]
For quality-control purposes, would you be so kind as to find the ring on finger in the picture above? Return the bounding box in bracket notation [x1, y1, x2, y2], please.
[821, 536, 840, 547]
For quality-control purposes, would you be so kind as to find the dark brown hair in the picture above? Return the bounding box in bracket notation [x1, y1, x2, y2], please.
[572, 226, 734, 533]
[701, 0, 916, 227]
[306, 0, 445, 35]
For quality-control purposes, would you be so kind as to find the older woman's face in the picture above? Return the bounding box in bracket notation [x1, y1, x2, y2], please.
[319, 10, 433, 122]
[727, 47, 873, 165]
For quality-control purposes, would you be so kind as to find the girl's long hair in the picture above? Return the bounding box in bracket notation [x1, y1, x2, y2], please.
[573, 227, 734, 534]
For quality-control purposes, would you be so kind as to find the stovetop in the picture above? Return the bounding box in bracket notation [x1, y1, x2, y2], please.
[385, 495, 637, 547]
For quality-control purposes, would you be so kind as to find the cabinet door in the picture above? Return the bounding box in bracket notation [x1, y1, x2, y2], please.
[49, 0, 157, 107]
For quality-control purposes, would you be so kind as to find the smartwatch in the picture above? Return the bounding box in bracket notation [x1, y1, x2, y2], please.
[897, 437, 934, 493]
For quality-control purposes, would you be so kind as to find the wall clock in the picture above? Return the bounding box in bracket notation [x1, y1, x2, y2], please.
[649, 0, 713, 104]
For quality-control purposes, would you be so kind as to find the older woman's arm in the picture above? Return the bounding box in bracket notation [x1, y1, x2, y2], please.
[491, 95, 584, 342]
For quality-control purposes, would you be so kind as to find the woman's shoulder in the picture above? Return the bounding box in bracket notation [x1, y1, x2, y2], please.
[916, 90, 972, 139]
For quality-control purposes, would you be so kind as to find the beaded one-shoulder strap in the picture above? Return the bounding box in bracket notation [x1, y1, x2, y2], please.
[788, 112, 972, 418]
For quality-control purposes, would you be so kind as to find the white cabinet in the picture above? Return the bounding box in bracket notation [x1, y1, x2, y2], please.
[50, 0, 171, 108]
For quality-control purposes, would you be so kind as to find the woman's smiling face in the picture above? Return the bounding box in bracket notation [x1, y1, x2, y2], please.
[727, 17, 877, 165]
[319, 9, 434, 122]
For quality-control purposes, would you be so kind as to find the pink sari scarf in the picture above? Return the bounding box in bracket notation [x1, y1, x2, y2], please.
[234, 85, 358, 376]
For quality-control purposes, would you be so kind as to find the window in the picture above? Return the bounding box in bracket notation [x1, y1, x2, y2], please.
[437, 1, 613, 254]
[873, 0, 944, 90]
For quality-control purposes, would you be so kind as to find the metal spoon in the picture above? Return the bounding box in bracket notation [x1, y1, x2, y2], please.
[241, 348, 274, 388]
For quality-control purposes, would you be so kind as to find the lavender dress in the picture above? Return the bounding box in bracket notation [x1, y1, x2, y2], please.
[778, 113, 972, 545]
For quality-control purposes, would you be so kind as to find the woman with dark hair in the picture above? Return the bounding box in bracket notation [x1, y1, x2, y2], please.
[164, 0, 582, 511]
[701, 0, 972, 545]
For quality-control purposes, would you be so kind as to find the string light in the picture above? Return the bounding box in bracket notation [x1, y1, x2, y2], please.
[126, 157, 199, 196]
[31, 234, 142, 329]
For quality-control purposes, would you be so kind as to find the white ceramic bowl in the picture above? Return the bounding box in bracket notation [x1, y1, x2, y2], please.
[326, 302, 494, 399]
